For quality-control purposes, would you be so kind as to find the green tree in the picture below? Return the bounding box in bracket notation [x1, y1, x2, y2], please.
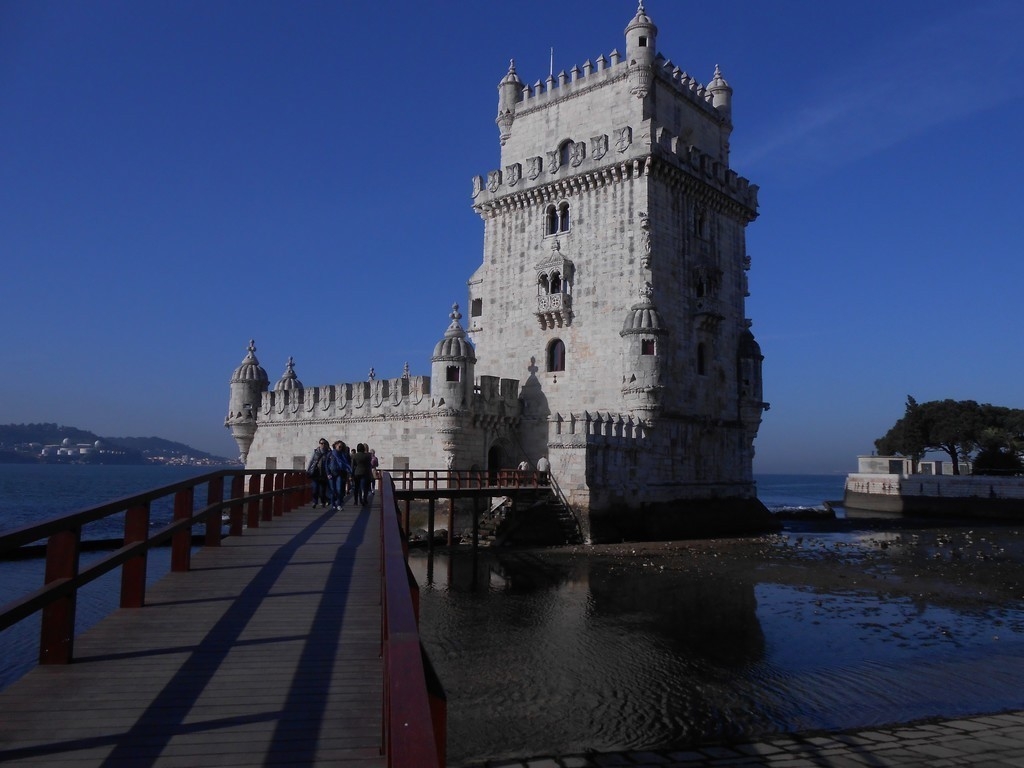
[874, 397, 1024, 475]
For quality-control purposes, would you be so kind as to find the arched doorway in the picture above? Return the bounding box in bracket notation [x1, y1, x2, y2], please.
[487, 444, 503, 485]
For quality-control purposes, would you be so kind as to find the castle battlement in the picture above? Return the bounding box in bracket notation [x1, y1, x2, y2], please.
[254, 371, 520, 426]
[511, 51, 721, 120]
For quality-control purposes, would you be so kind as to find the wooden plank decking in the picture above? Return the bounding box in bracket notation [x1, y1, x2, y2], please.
[0, 502, 385, 767]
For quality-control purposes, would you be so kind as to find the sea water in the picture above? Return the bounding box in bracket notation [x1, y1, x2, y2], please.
[0, 464, 215, 687]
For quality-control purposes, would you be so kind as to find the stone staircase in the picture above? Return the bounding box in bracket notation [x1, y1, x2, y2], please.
[492, 487, 583, 546]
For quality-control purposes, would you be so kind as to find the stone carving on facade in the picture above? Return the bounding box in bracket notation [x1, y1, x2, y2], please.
[638, 211, 651, 269]
[591, 134, 608, 161]
[546, 150, 560, 174]
[527, 156, 543, 180]
[615, 126, 632, 153]
[506, 162, 522, 186]
[487, 170, 502, 193]
[471, 175, 483, 198]
[570, 141, 586, 167]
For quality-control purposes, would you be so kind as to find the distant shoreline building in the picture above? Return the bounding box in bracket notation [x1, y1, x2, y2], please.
[226, 4, 772, 542]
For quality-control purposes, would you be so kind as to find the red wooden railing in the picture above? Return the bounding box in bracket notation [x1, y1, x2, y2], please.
[391, 468, 548, 493]
[379, 471, 446, 767]
[0, 469, 308, 664]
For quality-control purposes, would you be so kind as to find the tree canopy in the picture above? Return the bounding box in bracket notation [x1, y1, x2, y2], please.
[875, 397, 1024, 475]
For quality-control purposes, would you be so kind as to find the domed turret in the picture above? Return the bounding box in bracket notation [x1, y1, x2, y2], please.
[620, 283, 667, 420]
[225, 339, 270, 463]
[496, 59, 523, 146]
[431, 303, 476, 407]
[708, 64, 732, 120]
[274, 357, 303, 391]
[625, 1, 658, 98]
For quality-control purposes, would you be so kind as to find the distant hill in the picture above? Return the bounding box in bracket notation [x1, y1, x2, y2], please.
[0, 423, 235, 464]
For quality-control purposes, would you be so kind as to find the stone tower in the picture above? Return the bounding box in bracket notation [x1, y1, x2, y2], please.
[467, 2, 771, 540]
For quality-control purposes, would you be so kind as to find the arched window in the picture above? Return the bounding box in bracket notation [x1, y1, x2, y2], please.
[559, 140, 573, 168]
[545, 205, 558, 236]
[544, 202, 570, 236]
[446, 365, 461, 382]
[696, 343, 707, 376]
[550, 271, 562, 293]
[547, 339, 566, 372]
[694, 209, 706, 239]
[538, 274, 550, 295]
[641, 339, 656, 356]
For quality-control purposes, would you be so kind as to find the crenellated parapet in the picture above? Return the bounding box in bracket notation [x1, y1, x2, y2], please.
[548, 411, 652, 448]
[260, 375, 432, 422]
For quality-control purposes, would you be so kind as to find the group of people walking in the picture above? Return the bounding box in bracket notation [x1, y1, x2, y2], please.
[307, 439, 378, 510]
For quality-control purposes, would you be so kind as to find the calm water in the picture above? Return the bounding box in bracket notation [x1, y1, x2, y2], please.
[0, 464, 218, 687]
[5, 468, 1023, 765]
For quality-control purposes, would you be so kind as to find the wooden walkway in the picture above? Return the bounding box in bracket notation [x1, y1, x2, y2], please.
[0, 501, 385, 768]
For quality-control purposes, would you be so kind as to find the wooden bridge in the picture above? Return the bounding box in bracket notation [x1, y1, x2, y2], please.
[0, 469, 452, 767]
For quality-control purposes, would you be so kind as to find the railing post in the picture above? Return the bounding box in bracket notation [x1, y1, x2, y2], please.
[261, 474, 274, 522]
[120, 502, 150, 609]
[171, 487, 194, 572]
[273, 472, 284, 517]
[39, 527, 81, 664]
[229, 474, 245, 536]
[205, 475, 224, 547]
[247, 473, 261, 528]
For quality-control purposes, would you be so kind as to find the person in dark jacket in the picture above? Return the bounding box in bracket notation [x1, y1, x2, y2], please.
[307, 438, 331, 508]
[351, 443, 373, 505]
[327, 440, 352, 510]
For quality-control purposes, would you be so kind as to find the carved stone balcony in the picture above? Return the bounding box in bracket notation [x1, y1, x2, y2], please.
[536, 293, 573, 329]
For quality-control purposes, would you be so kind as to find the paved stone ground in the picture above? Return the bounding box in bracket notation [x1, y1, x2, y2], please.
[472, 709, 1024, 767]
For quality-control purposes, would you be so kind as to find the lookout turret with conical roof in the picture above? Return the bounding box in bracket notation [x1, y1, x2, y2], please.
[225, 339, 269, 462]
[625, 1, 658, 97]
[496, 59, 523, 146]
[431, 303, 475, 408]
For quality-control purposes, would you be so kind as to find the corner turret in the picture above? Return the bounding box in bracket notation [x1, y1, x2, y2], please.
[225, 339, 269, 463]
[708, 65, 732, 120]
[625, 1, 658, 98]
[431, 303, 476, 408]
[496, 59, 523, 146]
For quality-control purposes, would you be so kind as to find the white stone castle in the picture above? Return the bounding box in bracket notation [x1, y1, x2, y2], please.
[226, 4, 771, 541]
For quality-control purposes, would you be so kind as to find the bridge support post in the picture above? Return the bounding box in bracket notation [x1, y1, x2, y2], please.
[261, 474, 273, 522]
[205, 475, 223, 547]
[171, 487, 194, 572]
[273, 473, 284, 517]
[229, 475, 245, 536]
[447, 498, 455, 546]
[120, 502, 150, 608]
[39, 527, 80, 664]
[427, 498, 435, 554]
[247, 473, 261, 528]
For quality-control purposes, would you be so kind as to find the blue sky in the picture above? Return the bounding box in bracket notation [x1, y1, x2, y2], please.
[2, 1, 1022, 474]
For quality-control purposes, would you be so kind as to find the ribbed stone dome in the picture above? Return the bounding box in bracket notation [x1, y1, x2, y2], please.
[500, 59, 521, 86]
[231, 340, 270, 386]
[738, 329, 762, 358]
[432, 304, 477, 361]
[621, 288, 667, 335]
[274, 357, 303, 391]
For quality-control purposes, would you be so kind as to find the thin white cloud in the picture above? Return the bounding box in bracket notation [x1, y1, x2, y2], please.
[737, 1, 1024, 176]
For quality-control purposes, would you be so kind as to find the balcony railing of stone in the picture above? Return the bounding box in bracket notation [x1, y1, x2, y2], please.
[0, 469, 307, 665]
